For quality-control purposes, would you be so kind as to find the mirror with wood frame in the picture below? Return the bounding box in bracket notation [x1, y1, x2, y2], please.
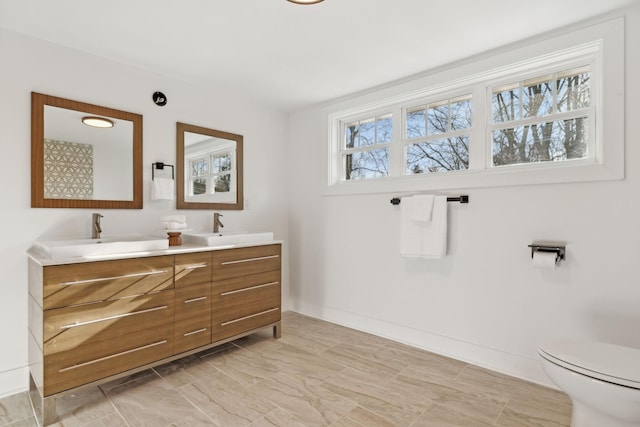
[31, 92, 142, 208]
[176, 122, 243, 210]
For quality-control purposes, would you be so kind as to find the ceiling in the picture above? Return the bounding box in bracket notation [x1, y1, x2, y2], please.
[0, 0, 636, 112]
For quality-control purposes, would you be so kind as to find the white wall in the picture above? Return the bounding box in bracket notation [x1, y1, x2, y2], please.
[287, 5, 640, 388]
[0, 29, 290, 397]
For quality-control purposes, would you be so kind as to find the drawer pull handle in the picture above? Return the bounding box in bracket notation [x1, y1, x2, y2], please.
[59, 340, 168, 373]
[220, 255, 279, 266]
[184, 328, 207, 337]
[221, 307, 279, 326]
[60, 305, 169, 329]
[220, 281, 279, 296]
[60, 270, 170, 286]
[184, 296, 207, 304]
[183, 264, 208, 270]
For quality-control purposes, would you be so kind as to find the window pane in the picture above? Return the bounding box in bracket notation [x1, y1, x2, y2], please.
[376, 115, 392, 143]
[450, 96, 472, 130]
[492, 117, 588, 166]
[345, 148, 389, 180]
[557, 69, 590, 112]
[522, 75, 553, 118]
[191, 159, 208, 177]
[213, 174, 231, 192]
[406, 137, 469, 174]
[493, 83, 520, 122]
[191, 178, 207, 195]
[406, 108, 425, 139]
[212, 153, 232, 172]
[427, 101, 448, 135]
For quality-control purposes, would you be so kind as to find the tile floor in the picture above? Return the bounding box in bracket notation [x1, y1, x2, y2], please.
[0, 311, 571, 426]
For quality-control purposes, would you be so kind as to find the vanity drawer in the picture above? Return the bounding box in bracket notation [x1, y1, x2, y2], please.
[43, 256, 174, 310]
[211, 271, 281, 342]
[174, 282, 212, 354]
[44, 326, 173, 396]
[43, 291, 174, 353]
[212, 244, 281, 281]
[175, 252, 211, 288]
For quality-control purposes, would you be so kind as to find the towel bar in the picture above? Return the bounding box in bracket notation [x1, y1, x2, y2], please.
[152, 162, 174, 180]
[390, 195, 469, 205]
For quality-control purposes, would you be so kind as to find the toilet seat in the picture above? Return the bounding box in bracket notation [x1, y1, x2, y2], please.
[539, 340, 640, 390]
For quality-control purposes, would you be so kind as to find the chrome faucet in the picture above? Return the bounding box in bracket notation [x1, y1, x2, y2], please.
[92, 213, 103, 239]
[213, 212, 224, 233]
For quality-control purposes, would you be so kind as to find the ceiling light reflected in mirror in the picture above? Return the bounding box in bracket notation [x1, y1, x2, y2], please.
[82, 116, 114, 128]
[287, 0, 324, 4]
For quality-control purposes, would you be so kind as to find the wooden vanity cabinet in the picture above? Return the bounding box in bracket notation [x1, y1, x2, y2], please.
[29, 243, 282, 426]
[211, 244, 282, 341]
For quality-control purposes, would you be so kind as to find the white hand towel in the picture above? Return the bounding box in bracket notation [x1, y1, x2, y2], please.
[411, 195, 434, 222]
[151, 178, 175, 201]
[400, 195, 447, 258]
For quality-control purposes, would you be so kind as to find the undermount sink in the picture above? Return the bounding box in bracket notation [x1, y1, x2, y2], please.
[182, 231, 274, 247]
[35, 235, 170, 259]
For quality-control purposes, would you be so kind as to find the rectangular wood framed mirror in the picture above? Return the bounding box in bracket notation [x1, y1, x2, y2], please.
[31, 92, 143, 209]
[176, 122, 243, 210]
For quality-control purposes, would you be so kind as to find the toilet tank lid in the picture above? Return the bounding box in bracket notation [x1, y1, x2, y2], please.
[539, 340, 640, 388]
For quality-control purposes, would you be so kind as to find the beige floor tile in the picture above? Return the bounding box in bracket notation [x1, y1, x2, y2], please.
[376, 343, 468, 377]
[320, 342, 400, 379]
[0, 392, 34, 426]
[340, 405, 401, 427]
[202, 344, 280, 386]
[496, 396, 572, 427]
[260, 344, 346, 385]
[5, 418, 38, 427]
[319, 367, 429, 426]
[47, 387, 116, 427]
[412, 403, 496, 427]
[178, 369, 275, 426]
[105, 372, 213, 427]
[252, 371, 356, 426]
[249, 408, 306, 427]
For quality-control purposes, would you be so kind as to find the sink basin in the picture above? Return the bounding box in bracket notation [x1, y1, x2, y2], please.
[182, 231, 274, 247]
[35, 235, 170, 259]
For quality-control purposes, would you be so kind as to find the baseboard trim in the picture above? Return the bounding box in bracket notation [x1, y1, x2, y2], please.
[0, 366, 29, 399]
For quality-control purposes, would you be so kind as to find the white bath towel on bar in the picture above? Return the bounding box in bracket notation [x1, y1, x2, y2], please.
[151, 177, 175, 201]
[400, 195, 447, 258]
[411, 195, 434, 222]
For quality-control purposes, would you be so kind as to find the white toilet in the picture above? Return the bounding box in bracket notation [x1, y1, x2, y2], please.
[538, 340, 640, 427]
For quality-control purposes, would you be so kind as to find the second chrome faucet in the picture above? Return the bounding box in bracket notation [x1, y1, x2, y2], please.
[213, 212, 224, 233]
[92, 213, 103, 239]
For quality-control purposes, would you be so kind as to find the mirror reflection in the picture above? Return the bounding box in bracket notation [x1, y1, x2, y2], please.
[177, 123, 243, 210]
[32, 92, 142, 209]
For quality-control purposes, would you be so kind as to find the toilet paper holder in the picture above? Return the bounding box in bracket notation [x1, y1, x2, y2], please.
[528, 243, 565, 263]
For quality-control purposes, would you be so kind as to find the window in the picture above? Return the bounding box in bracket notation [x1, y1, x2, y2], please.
[405, 94, 472, 174]
[490, 67, 591, 167]
[185, 144, 236, 202]
[343, 114, 392, 180]
[326, 18, 623, 194]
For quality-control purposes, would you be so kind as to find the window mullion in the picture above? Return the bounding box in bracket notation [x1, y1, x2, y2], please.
[389, 105, 403, 176]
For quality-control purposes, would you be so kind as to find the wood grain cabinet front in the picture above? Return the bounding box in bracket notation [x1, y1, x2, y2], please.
[212, 244, 281, 342]
[29, 244, 282, 426]
[43, 290, 174, 395]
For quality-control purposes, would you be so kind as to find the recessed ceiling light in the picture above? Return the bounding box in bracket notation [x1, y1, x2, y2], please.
[82, 116, 114, 128]
[287, 0, 324, 4]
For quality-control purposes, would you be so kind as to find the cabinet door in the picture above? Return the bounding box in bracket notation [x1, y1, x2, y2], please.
[175, 252, 211, 288]
[174, 282, 212, 354]
[43, 256, 174, 310]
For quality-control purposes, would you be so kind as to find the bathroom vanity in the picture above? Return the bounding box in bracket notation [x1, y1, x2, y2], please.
[27, 241, 282, 426]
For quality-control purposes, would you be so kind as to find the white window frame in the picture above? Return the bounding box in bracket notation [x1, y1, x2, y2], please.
[184, 142, 237, 204]
[324, 18, 623, 196]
